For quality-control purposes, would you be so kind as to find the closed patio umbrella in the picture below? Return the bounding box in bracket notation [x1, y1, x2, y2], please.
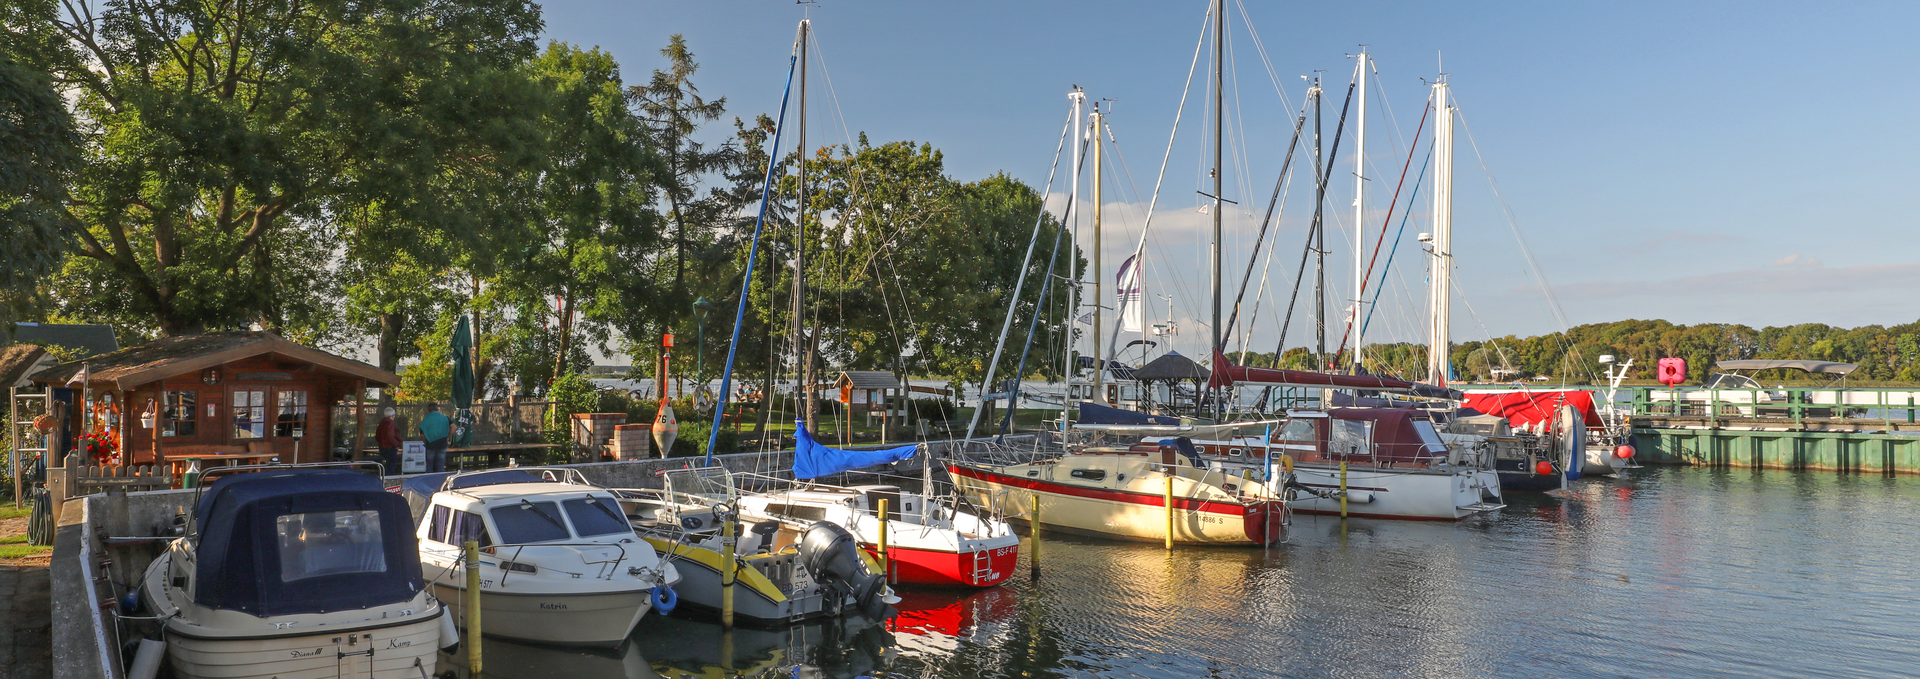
[451, 315, 475, 447]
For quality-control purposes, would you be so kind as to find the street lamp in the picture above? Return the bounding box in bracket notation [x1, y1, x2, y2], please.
[693, 297, 713, 406]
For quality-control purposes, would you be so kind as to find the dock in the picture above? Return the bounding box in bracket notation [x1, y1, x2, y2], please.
[1626, 386, 1920, 475]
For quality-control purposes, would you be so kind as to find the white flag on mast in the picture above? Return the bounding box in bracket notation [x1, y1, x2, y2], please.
[1116, 254, 1144, 333]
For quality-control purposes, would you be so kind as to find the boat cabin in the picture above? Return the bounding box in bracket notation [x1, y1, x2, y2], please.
[1169, 408, 1452, 469]
[401, 470, 638, 552]
[183, 469, 423, 617]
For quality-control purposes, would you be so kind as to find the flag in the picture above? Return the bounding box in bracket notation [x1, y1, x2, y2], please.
[1115, 255, 1144, 333]
[1076, 312, 1094, 325]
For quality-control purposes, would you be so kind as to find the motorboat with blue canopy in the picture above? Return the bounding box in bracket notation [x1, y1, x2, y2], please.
[140, 465, 451, 679]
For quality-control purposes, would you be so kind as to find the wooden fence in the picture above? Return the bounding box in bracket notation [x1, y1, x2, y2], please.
[332, 400, 554, 453]
[51, 452, 172, 496]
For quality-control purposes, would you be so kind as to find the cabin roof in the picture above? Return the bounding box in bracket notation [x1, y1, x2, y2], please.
[5, 323, 119, 357]
[0, 345, 52, 387]
[29, 330, 399, 389]
[834, 370, 903, 389]
[1132, 351, 1210, 381]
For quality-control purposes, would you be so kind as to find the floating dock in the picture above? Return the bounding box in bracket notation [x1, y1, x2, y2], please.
[1627, 386, 1920, 475]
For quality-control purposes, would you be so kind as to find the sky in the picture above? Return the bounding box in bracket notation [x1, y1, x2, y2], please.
[541, 1, 1920, 361]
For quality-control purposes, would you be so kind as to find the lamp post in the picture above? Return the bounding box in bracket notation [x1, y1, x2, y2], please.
[693, 297, 713, 389]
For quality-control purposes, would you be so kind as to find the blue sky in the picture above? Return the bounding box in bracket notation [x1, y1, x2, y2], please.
[543, 1, 1920, 358]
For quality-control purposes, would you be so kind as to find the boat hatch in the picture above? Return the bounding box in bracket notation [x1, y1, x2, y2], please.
[763, 503, 829, 522]
[1068, 469, 1107, 482]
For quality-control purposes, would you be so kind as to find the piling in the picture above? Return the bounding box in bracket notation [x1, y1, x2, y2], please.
[464, 540, 482, 676]
[877, 498, 892, 584]
[1338, 462, 1349, 518]
[720, 510, 736, 629]
[1164, 471, 1175, 549]
[1029, 494, 1041, 580]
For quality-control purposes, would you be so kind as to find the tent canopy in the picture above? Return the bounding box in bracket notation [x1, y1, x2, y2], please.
[1715, 360, 1858, 376]
[1133, 351, 1210, 381]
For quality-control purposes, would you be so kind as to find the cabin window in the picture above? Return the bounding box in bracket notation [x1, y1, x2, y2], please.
[1330, 419, 1372, 458]
[430, 506, 452, 542]
[275, 510, 387, 583]
[231, 389, 267, 439]
[562, 497, 631, 537]
[1068, 468, 1107, 481]
[763, 503, 828, 522]
[447, 509, 491, 548]
[1410, 421, 1450, 456]
[491, 501, 571, 545]
[275, 390, 309, 438]
[1228, 448, 1244, 458]
[1277, 419, 1316, 443]
[161, 391, 197, 437]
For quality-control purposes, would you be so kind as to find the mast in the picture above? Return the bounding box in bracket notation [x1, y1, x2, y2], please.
[1426, 76, 1455, 387]
[794, 20, 816, 433]
[1310, 78, 1326, 371]
[1209, 0, 1223, 418]
[1351, 48, 1368, 374]
[1090, 105, 1103, 404]
[1065, 88, 1085, 432]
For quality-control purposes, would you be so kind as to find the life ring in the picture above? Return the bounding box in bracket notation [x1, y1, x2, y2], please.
[650, 586, 678, 614]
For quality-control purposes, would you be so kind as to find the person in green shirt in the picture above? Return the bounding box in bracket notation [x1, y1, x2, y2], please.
[418, 403, 452, 473]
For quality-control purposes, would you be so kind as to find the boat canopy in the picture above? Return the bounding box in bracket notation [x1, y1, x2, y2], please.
[793, 420, 918, 479]
[191, 469, 423, 618]
[397, 469, 545, 521]
[1715, 360, 1859, 376]
[1327, 408, 1450, 461]
[1460, 390, 1604, 429]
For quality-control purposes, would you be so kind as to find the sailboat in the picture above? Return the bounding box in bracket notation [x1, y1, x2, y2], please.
[951, 1, 1289, 546]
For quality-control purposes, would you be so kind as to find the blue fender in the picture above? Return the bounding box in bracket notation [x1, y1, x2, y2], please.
[650, 586, 677, 614]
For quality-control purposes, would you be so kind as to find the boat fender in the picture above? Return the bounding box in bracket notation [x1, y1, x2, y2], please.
[1345, 491, 1375, 505]
[127, 638, 165, 679]
[438, 609, 460, 650]
[119, 591, 139, 614]
[650, 586, 678, 614]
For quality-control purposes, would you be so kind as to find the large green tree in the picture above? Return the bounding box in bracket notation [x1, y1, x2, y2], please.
[0, 54, 79, 328]
[11, 0, 544, 337]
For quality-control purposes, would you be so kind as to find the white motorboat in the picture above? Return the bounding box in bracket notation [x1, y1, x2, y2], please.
[734, 478, 1021, 588]
[401, 468, 679, 647]
[139, 466, 448, 679]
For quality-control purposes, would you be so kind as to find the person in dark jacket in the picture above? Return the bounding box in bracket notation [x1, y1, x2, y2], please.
[375, 407, 402, 474]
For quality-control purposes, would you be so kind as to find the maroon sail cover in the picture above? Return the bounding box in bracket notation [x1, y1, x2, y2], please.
[1207, 350, 1420, 391]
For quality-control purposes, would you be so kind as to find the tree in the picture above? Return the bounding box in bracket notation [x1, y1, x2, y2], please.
[633, 35, 731, 303]
[0, 55, 80, 328]
[13, 0, 544, 337]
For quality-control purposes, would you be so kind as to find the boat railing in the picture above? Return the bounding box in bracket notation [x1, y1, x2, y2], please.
[437, 466, 593, 492]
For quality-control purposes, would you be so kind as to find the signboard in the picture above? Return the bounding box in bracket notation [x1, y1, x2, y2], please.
[402, 441, 427, 474]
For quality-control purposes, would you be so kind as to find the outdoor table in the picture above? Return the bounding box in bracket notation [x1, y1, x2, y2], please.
[165, 452, 281, 488]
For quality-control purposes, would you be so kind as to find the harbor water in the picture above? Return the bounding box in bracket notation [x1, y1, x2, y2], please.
[449, 466, 1920, 678]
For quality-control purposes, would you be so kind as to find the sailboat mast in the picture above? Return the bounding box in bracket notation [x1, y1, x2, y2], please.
[1065, 88, 1084, 432]
[1209, 0, 1223, 418]
[1352, 48, 1367, 373]
[1310, 78, 1326, 371]
[1427, 76, 1454, 387]
[794, 20, 816, 433]
[1091, 106, 1104, 404]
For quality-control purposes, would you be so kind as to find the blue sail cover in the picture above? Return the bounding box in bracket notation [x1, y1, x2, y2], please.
[1078, 401, 1182, 425]
[792, 420, 917, 479]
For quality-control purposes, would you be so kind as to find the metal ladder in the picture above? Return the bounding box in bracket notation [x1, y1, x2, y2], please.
[968, 547, 994, 584]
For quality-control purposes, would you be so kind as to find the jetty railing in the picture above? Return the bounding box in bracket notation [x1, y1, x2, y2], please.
[1630, 386, 1920, 430]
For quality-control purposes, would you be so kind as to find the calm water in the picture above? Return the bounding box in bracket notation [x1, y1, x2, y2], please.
[448, 466, 1920, 678]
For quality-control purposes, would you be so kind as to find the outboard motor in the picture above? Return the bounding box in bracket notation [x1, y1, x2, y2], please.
[797, 522, 894, 620]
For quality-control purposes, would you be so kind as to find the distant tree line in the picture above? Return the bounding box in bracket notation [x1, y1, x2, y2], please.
[1230, 318, 1920, 384]
[0, 1, 1077, 406]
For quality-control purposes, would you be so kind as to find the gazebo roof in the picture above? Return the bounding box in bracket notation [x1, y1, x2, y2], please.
[30, 331, 400, 390]
[834, 370, 903, 389]
[1132, 351, 1210, 381]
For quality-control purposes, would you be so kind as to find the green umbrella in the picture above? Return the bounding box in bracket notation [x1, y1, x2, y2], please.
[450, 315, 475, 447]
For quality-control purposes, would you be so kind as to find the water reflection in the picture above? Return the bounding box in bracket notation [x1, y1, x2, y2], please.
[449, 467, 1920, 678]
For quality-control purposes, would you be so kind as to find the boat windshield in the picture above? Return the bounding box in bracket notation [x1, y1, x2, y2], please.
[491, 500, 572, 544]
[275, 510, 387, 582]
[1276, 419, 1315, 443]
[562, 497, 632, 537]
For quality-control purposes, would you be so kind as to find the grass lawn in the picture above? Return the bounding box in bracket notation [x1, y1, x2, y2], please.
[0, 543, 50, 559]
[0, 506, 30, 521]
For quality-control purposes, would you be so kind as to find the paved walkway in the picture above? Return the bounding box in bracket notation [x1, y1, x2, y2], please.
[0, 565, 51, 679]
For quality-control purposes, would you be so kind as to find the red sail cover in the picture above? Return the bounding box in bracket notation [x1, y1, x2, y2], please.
[1208, 350, 1420, 391]
[1461, 390, 1604, 428]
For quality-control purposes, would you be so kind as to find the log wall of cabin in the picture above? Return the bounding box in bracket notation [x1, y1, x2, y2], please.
[121, 356, 349, 465]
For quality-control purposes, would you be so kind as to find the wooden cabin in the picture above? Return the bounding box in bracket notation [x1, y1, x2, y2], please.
[30, 331, 398, 467]
[833, 371, 904, 414]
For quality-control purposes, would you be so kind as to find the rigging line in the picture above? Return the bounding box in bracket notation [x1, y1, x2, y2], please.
[1331, 97, 1434, 364]
[999, 208, 1071, 439]
[1449, 274, 1517, 380]
[1274, 76, 1356, 368]
[1221, 103, 1308, 353]
[1237, 154, 1297, 366]
[1109, 5, 1210, 367]
[1232, 0, 1295, 113]
[1453, 104, 1597, 384]
[704, 40, 798, 466]
[1359, 148, 1433, 340]
[962, 102, 1077, 441]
